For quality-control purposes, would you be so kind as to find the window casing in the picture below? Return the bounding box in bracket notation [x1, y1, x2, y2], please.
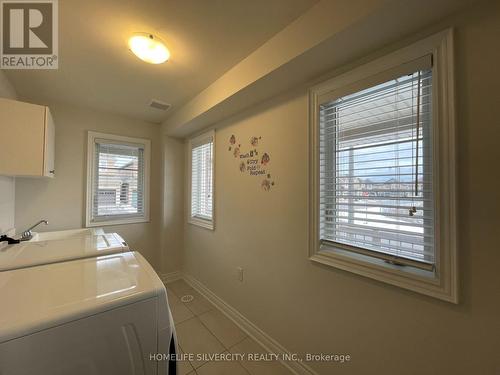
[189, 131, 215, 230]
[309, 30, 457, 302]
[86, 132, 151, 227]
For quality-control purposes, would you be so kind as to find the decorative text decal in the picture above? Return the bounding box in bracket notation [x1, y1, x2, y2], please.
[228, 135, 275, 191]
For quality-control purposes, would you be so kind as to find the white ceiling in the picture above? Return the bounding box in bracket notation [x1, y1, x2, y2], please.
[4, 0, 318, 123]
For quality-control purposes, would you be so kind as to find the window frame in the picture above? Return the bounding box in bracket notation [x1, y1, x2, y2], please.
[188, 130, 215, 230]
[309, 29, 457, 303]
[85, 131, 151, 227]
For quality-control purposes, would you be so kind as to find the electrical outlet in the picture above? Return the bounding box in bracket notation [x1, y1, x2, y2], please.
[237, 267, 244, 282]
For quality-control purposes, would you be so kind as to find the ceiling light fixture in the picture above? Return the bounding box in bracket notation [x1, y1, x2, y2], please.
[128, 33, 170, 64]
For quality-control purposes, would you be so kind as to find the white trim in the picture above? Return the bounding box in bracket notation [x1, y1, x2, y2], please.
[188, 216, 214, 230]
[159, 271, 182, 284]
[308, 29, 458, 303]
[85, 131, 151, 227]
[188, 129, 215, 231]
[182, 273, 318, 375]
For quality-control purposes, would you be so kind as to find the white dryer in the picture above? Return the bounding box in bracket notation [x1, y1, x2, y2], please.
[0, 251, 176, 375]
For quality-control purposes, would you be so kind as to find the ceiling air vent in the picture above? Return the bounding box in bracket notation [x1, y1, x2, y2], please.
[149, 99, 171, 111]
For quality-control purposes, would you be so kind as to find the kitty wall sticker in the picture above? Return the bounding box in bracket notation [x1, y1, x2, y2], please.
[228, 134, 275, 191]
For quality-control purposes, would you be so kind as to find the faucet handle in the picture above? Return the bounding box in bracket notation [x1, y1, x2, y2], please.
[0, 235, 20, 244]
[21, 230, 33, 241]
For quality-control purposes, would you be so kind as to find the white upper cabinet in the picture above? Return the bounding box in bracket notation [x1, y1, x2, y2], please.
[0, 98, 55, 177]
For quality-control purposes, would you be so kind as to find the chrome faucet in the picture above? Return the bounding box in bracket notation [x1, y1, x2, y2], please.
[21, 219, 48, 241]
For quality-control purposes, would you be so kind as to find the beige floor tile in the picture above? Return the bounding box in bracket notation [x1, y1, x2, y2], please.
[198, 309, 247, 349]
[177, 346, 194, 375]
[176, 317, 225, 369]
[178, 361, 193, 375]
[167, 279, 195, 297]
[229, 336, 266, 355]
[166, 280, 213, 315]
[169, 291, 195, 324]
[166, 286, 178, 303]
[182, 290, 214, 316]
[229, 337, 292, 375]
[171, 302, 195, 324]
[196, 357, 249, 375]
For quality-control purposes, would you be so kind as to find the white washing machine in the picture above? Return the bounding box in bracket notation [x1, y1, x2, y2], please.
[0, 231, 129, 271]
[0, 230, 177, 374]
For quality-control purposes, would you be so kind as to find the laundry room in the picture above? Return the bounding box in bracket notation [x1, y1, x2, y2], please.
[1, 1, 499, 375]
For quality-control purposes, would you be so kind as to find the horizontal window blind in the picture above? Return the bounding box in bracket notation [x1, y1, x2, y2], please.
[319, 69, 434, 268]
[92, 140, 145, 221]
[191, 137, 213, 221]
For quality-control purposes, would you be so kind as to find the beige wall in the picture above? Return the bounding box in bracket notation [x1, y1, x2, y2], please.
[161, 135, 185, 273]
[0, 70, 16, 99]
[14, 102, 163, 269]
[182, 3, 500, 374]
[0, 70, 17, 234]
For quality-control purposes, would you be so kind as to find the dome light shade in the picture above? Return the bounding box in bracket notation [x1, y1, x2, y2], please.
[128, 33, 170, 64]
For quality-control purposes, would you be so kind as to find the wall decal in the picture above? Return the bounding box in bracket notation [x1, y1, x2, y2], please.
[262, 179, 271, 191]
[228, 134, 236, 151]
[227, 135, 275, 191]
[261, 153, 270, 166]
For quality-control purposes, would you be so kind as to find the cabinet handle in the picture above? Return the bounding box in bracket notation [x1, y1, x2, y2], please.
[49, 170, 55, 174]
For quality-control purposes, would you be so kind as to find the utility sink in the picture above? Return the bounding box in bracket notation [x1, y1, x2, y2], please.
[29, 228, 104, 242]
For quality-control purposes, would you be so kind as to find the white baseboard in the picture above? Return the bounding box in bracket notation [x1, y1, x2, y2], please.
[159, 271, 182, 284]
[182, 273, 318, 375]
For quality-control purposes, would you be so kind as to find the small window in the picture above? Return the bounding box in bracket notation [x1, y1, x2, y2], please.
[86, 132, 150, 227]
[189, 130, 215, 229]
[309, 30, 457, 302]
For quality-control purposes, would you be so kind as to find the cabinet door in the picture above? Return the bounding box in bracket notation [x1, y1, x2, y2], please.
[0, 98, 50, 177]
[43, 108, 55, 177]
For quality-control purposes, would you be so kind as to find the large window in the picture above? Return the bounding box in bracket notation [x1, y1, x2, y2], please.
[189, 130, 215, 229]
[320, 69, 434, 270]
[309, 30, 457, 302]
[86, 132, 150, 226]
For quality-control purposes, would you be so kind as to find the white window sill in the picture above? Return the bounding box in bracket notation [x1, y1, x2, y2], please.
[189, 217, 214, 230]
[87, 216, 149, 227]
[310, 244, 456, 303]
